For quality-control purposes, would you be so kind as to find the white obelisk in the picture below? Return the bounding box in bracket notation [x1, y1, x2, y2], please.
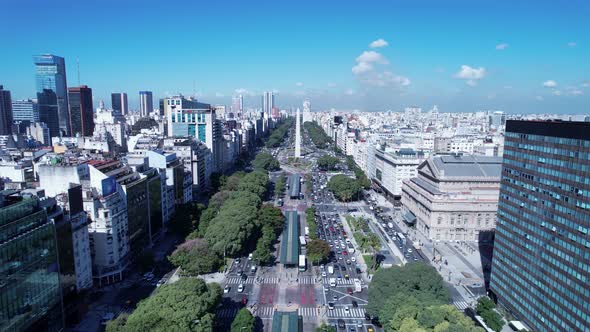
[295, 107, 301, 158]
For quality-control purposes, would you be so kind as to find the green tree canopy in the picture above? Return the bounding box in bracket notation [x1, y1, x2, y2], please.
[315, 323, 336, 332]
[307, 239, 331, 265]
[327, 174, 362, 202]
[317, 155, 340, 171]
[230, 308, 255, 332]
[257, 204, 285, 234]
[168, 238, 223, 276]
[304, 121, 332, 149]
[305, 207, 318, 240]
[252, 152, 280, 171]
[107, 278, 221, 332]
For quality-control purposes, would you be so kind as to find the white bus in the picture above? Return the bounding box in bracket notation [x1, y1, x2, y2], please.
[396, 232, 406, 243]
[304, 226, 310, 237]
[328, 266, 334, 275]
[299, 236, 307, 247]
[298, 254, 306, 272]
[329, 278, 337, 287]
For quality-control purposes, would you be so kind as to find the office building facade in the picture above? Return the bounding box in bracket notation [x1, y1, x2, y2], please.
[139, 91, 153, 117]
[111, 92, 128, 116]
[0, 194, 63, 331]
[490, 120, 590, 332]
[0, 85, 12, 135]
[11, 99, 39, 123]
[34, 54, 70, 137]
[68, 85, 94, 136]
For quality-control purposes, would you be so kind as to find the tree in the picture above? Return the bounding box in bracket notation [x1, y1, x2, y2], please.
[106, 313, 129, 332]
[317, 155, 340, 171]
[366, 233, 381, 270]
[222, 171, 246, 191]
[367, 263, 450, 317]
[327, 174, 362, 202]
[168, 238, 223, 276]
[210, 172, 226, 193]
[476, 297, 503, 332]
[252, 152, 280, 171]
[111, 278, 221, 332]
[231, 308, 255, 332]
[169, 202, 205, 236]
[275, 173, 287, 198]
[315, 323, 336, 332]
[257, 204, 285, 234]
[307, 239, 331, 265]
[306, 207, 318, 240]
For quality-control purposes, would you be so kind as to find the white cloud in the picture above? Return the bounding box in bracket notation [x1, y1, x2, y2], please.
[295, 82, 304, 87]
[543, 80, 557, 88]
[567, 42, 577, 47]
[504, 85, 513, 89]
[327, 82, 337, 88]
[454, 65, 486, 85]
[496, 43, 509, 50]
[345, 89, 355, 95]
[352, 61, 374, 74]
[535, 95, 544, 101]
[358, 71, 410, 87]
[234, 88, 249, 94]
[581, 82, 590, 88]
[369, 38, 389, 48]
[552, 90, 562, 96]
[569, 89, 583, 96]
[356, 51, 388, 64]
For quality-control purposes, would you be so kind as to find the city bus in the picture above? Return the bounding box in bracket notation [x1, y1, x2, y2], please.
[298, 254, 306, 272]
[396, 232, 406, 244]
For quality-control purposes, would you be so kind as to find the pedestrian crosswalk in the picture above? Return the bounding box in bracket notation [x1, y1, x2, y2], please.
[298, 307, 320, 317]
[326, 307, 365, 318]
[225, 276, 255, 284]
[252, 306, 275, 318]
[322, 278, 354, 286]
[298, 276, 318, 284]
[453, 300, 470, 311]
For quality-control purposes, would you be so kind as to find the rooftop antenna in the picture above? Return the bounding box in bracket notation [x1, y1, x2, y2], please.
[76, 58, 80, 86]
[193, 80, 196, 99]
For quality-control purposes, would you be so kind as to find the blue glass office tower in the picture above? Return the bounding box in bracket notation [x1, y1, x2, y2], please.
[34, 54, 69, 138]
[490, 120, 590, 332]
[0, 194, 63, 331]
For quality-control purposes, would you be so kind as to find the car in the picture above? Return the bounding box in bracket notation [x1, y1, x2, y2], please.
[367, 327, 375, 332]
[337, 319, 346, 329]
[223, 285, 230, 293]
[344, 274, 350, 279]
[347, 287, 353, 295]
[241, 274, 248, 281]
[343, 251, 348, 256]
[351, 257, 356, 262]
[344, 306, 350, 313]
[328, 302, 335, 310]
[346, 259, 351, 265]
[322, 271, 327, 277]
[364, 313, 371, 321]
[237, 270, 243, 276]
[352, 300, 358, 308]
[242, 296, 248, 305]
[414, 257, 419, 261]
[333, 295, 338, 301]
[405, 253, 411, 258]
[235, 258, 241, 264]
[237, 284, 244, 293]
[407, 248, 413, 253]
[357, 320, 363, 328]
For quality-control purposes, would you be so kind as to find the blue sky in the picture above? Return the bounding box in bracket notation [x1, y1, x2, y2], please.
[1, 0, 589, 113]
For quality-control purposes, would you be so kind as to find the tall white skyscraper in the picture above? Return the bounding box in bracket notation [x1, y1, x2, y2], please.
[295, 107, 301, 158]
[262, 91, 274, 117]
[302, 100, 312, 123]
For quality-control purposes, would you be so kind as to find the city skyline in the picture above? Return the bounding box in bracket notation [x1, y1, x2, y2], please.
[0, 0, 588, 113]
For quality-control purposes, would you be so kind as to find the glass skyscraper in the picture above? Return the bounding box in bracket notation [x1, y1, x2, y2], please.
[34, 54, 69, 138]
[490, 120, 590, 332]
[139, 91, 153, 117]
[0, 85, 12, 135]
[67, 85, 94, 136]
[0, 194, 63, 331]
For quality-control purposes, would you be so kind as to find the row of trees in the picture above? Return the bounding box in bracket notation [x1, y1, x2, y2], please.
[169, 168, 285, 275]
[345, 155, 371, 189]
[327, 174, 363, 202]
[266, 118, 295, 148]
[106, 278, 222, 332]
[317, 155, 340, 171]
[274, 173, 287, 199]
[367, 263, 484, 332]
[476, 297, 504, 331]
[304, 121, 332, 149]
[305, 207, 318, 240]
[252, 152, 280, 171]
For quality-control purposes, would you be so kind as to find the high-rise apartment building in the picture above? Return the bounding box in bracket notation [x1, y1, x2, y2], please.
[139, 91, 153, 117]
[0, 85, 12, 135]
[11, 99, 39, 123]
[111, 92, 128, 116]
[34, 54, 69, 137]
[68, 85, 94, 136]
[490, 120, 590, 332]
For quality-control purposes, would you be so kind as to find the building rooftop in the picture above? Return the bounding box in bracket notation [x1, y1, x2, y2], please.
[427, 155, 502, 179]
